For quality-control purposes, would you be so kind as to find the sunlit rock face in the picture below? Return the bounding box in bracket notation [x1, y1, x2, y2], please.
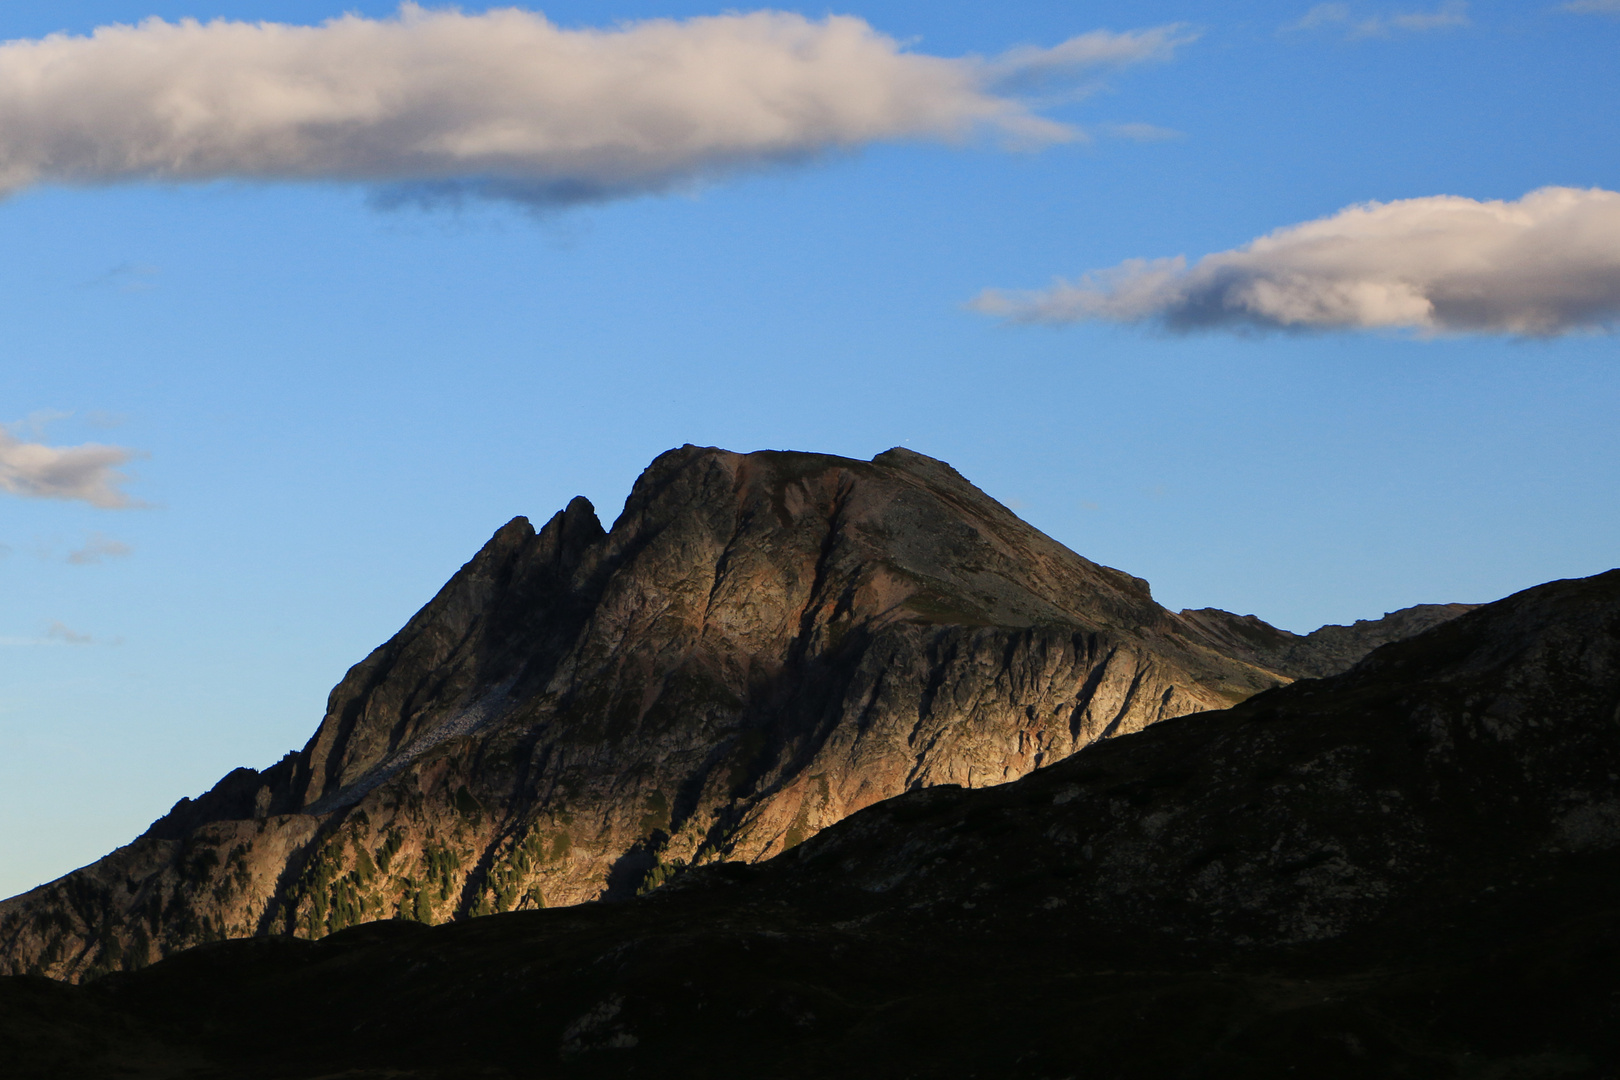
[0, 445, 1457, 982]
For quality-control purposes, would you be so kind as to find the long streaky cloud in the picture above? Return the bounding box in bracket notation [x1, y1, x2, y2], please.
[0, 429, 145, 508]
[971, 187, 1620, 337]
[0, 6, 1187, 207]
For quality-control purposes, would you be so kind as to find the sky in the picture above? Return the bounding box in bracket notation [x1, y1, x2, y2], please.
[2, 0, 1617, 898]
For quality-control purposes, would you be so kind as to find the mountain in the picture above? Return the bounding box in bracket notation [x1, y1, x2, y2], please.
[5, 567, 1616, 1078]
[0, 446, 1469, 983]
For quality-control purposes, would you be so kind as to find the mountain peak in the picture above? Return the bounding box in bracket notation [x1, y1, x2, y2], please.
[0, 445, 1473, 982]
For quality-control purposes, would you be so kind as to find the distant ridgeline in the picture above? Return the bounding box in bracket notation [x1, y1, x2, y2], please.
[0, 446, 1475, 982]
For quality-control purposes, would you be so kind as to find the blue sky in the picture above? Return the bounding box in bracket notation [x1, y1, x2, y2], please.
[2, 0, 1617, 897]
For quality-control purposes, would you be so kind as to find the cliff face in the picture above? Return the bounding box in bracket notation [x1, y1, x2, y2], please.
[0, 446, 1452, 982]
[6, 569, 1616, 1079]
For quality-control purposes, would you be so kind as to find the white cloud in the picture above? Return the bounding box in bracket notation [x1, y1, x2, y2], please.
[0, 426, 145, 507]
[0, 6, 1188, 208]
[1561, 0, 1620, 12]
[67, 532, 133, 565]
[1285, 1, 1470, 36]
[970, 187, 1620, 337]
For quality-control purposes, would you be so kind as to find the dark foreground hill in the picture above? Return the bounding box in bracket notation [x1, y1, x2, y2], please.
[4, 567, 1616, 1078]
[0, 446, 1466, 983]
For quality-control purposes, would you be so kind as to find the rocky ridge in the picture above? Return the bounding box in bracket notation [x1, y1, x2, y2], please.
[1180, 601, 1481, 679]
[0, 446, 1472, 982]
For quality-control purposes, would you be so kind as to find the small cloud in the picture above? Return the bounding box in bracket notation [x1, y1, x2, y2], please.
[67, 532, 133, 565]
[1284, 1, 1470, 37]
[46, 621, 92, 645]
[1286, 3, 1352, 30]
[986, 25, 1199, 95]
[1379, 1, 1471, 33]
[1079, 500, 1101, 512]
[0, 421, 147, 508]
[7, 410, 72, 441]
[1103, 122, 1184, 142]
[971, 185, 1620, 338]
[84, 263, 160, 293]
[1561, 0, 1620, 12]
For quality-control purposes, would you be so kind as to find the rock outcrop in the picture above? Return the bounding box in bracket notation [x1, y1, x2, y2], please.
[0, 446, 1467, 983]
[5, 568, 1616, 1078]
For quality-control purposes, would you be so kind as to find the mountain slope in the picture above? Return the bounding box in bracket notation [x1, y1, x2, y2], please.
[5, 567, 1616, 1079]
[0, 446, 1461, 983]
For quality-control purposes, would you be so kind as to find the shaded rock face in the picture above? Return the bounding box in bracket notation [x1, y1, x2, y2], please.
[0, 446, 1446, 983]
[6, 569, 1616, 1080]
